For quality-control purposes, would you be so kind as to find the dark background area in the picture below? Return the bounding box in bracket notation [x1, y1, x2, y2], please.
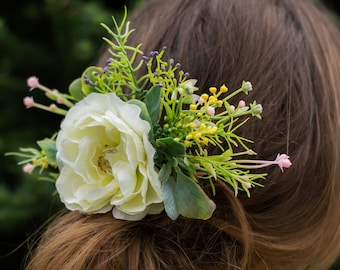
[0, 0, 339, 269]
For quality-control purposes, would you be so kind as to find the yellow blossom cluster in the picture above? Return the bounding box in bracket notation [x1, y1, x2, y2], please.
[165, 85, 232, 150]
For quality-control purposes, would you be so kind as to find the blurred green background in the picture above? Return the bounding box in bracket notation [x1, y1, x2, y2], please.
[0, 0, 339, 269]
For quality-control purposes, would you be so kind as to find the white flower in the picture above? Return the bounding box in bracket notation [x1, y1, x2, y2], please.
[181, 79, 198, 93]
[56, 93, 163, 220]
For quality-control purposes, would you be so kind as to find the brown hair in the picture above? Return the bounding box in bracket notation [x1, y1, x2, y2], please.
[26, 0, 340, 269]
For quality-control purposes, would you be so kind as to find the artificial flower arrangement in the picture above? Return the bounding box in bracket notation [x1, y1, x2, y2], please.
[8, 11, 291, 221]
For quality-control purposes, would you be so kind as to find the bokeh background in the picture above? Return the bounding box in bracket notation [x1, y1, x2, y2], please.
[0, 0, 339, 269]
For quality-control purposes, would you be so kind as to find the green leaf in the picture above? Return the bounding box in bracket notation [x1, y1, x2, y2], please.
[144, 85, 161, 125]
[175, 168, 216, 220]
[177, 157, 196, 175]
[162, 176, 179, 220]
[37, 138, 57, 166]
[156, 137, 186, 156]
[81, 66, 103, 95]
[159, 162, 172, 183]
[69, 78, 86, 101]
[182, 94, 195, 104]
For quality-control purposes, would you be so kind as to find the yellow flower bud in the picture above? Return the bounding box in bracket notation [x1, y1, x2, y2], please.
[201, 94, 209, 101]
[194, 132, 202, 140]
[41, 159, 48, 169]
[208, 96, 217, 104]
[189, 122, 196, 128]
[202, 137, 209, 145]
[207, 126, 218, 134]
[220, 84, 228, 93]
[209, 87, 217, 95]
[184, 140, 191, 148]
[199, 123, 207, 130]
[190, 104, 197, 110]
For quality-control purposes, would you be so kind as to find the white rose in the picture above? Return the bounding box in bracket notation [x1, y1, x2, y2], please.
[56, 93, 163, 220]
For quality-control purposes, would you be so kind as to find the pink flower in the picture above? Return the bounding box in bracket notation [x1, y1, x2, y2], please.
[238, 100, 246, 108]
[23, 96, 35, 108]
[235, 153, 292, 173]
[275, 154, 292, 171]
[56, 97, 64, 104]
[23, 163, 34, 174]
[244, 182, 252, 189]
[27, 76, 40, 90]
[49, 104, 57, 112]
[207, 106, 215, 116]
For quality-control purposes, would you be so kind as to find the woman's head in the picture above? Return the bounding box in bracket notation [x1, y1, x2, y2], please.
[27, 0, 340, 269]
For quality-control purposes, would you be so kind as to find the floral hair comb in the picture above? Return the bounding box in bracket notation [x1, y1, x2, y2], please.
[7, 11, 291, 221]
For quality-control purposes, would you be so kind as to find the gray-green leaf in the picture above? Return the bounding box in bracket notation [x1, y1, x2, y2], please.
[175, 168, 216, 220]
[159, 162, 172, 183]
[69, 78, 86, 101]
[156, 138, 186, 156]
[162, 176, 179, 220]
[144, 86, 161, 125]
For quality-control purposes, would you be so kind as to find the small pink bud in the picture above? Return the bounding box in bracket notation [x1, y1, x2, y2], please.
[23, 163, 34, 174]
[194, 119, 200, 127]
[23, 96, 35, 108]
[244, 182, 252, 189]
[49, 104, 57, 112]
[275, 154, 292, 171]
[238, 100, 246, 108]
[27, 76, 40, 90]
[207, 106, 215, 116]
[56, 97, 63, 104]
[230, 105, 235, 112]
[198, 96, 205, 105]
[246, 149, 256, 155]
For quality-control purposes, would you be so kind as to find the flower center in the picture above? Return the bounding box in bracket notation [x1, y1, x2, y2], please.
[97, 146, 116, 174]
